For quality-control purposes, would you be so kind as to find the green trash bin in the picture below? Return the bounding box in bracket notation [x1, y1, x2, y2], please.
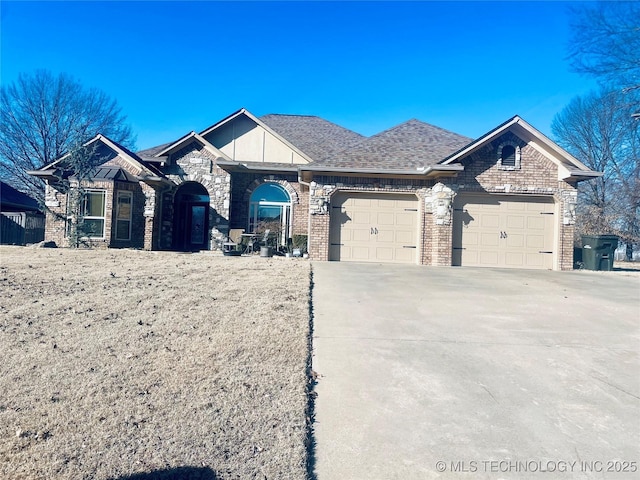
[581, 235, 618, 271]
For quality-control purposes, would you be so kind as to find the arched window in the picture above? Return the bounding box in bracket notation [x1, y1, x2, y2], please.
[249, 183, 292, 245]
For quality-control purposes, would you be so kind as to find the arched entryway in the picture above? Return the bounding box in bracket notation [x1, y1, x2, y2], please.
[173, 182, 210, 251]
[248, 182, 292, 246]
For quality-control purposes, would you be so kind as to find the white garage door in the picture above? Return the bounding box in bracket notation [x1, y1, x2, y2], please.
[452, 195, 555, 269]
[329, 192, 418, 263]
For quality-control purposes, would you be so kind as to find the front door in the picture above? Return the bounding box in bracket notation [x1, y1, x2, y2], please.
[173, 182, 210, 251]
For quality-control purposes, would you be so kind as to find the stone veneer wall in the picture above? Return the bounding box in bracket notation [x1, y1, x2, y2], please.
[161, 141, 231, 249]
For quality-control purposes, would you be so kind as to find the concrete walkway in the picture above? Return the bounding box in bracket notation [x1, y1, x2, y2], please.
[310, 263, 640, 479]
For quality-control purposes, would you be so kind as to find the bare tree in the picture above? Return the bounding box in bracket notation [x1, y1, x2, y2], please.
[568, 1, 640, 94]
[552, 88, 640, 258]
[0, 70, 135, 203]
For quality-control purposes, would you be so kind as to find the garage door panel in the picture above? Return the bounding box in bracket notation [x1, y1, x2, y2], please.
[329, 193, 418, 263]
[395, 230, 414, 243]
[506, 202, 526, 212]
[453, 195, 555, 270]
[351, 246, 370, 260]
[377, 212, 395, 225]
[506, 234, 524, 248]
[395, 212, 415, 226]
[352, 198, 372, 207]
[525, 234, 545, 249]
[481, 233, 499, 247]
[395, 247, 416, 263]
[352, 211, 370, 224]
[479, 251, 499, 265]
[352, 228, 370, 242]
[375, 247, 394, 261]
[377, 199, 398, 208]
[526, 216, 545, 230]
[504, 252, 525, 267]
[506, 215, 525, 229]
[377, 230, 395, 243]
[481, 215, 500, 228]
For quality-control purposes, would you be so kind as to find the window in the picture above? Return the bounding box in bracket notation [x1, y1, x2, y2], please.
[80, 190, 106, 238]
[249, 183, 292, 246]
[498, 142, 521, 170]
[115, 191, 132, 241]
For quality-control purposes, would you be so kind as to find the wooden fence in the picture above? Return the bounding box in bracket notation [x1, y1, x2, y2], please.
[1, 212, 45, 245]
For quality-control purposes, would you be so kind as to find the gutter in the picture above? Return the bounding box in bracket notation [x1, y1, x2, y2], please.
[299, 164, 464, 176]
[27, 170, 56, 178]
[216, 160, 299, 173]
[135, 174, 172, 186]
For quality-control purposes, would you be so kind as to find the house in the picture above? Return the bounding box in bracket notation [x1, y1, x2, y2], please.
[0, 180, 45, 245]
[29, 108, 600, 270]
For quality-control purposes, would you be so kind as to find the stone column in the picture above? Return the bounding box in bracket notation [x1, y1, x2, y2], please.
[424, 182, 456, 266]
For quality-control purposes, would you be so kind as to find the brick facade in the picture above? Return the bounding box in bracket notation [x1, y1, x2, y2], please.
[304, 131, 579, 270]
[36, 119, 583, 270]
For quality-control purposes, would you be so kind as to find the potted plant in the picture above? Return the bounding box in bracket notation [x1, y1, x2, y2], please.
[292, 234, 307, 257]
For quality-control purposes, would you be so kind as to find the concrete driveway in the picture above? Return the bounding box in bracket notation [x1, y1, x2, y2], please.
[310, 263, 640, 479]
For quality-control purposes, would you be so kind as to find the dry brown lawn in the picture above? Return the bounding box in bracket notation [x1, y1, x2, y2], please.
[0, 246, 312, 480]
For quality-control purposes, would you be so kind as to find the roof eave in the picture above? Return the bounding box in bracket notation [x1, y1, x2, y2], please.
[563, 170, 604, 182]
[299, 164, 464, 176]
[27, 169, 57, 178]
[216, 160, 299, 173]
[134, 174, 173, 186]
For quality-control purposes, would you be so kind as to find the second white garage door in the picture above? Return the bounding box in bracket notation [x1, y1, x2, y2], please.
[452, 194, 556, 269]
[329, 192, 418, 263]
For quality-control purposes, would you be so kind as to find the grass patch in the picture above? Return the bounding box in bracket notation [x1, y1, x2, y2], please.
[0, 246, 311, 479]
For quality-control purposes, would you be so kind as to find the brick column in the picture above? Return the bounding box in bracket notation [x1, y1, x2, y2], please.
[309, 214, 329, 261]
[424, 183, 456, 266]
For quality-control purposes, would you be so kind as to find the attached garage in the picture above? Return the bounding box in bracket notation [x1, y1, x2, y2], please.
[452, 194, 556, 269]
[329, 192, 418, 263]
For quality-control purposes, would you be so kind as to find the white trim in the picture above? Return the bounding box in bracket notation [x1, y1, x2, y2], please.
[115, 190, 133, 241]
[441, 116, 593, 175]
[200, 109, 314, 164]
[154, 131, 231, 161]
[80, 189, 107, 239]
[248, 183, 293, 246]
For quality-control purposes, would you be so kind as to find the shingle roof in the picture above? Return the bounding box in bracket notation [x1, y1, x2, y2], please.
[0, 181, 40, 211]
[260, 114, 365, 161]
[135, 113, 473, 174]
[136, 142, 173, 159]
[312, 119, 473, 170]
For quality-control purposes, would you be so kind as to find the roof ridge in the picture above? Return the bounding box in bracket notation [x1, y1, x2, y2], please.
[261, 113, 320, 118]
[371, 118, 471, 140]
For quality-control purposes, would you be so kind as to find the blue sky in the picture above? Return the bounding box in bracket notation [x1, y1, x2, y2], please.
[1, 1, 597, 150]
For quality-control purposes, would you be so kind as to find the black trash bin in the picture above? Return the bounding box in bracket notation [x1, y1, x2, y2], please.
[581, 235, 618, 271]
